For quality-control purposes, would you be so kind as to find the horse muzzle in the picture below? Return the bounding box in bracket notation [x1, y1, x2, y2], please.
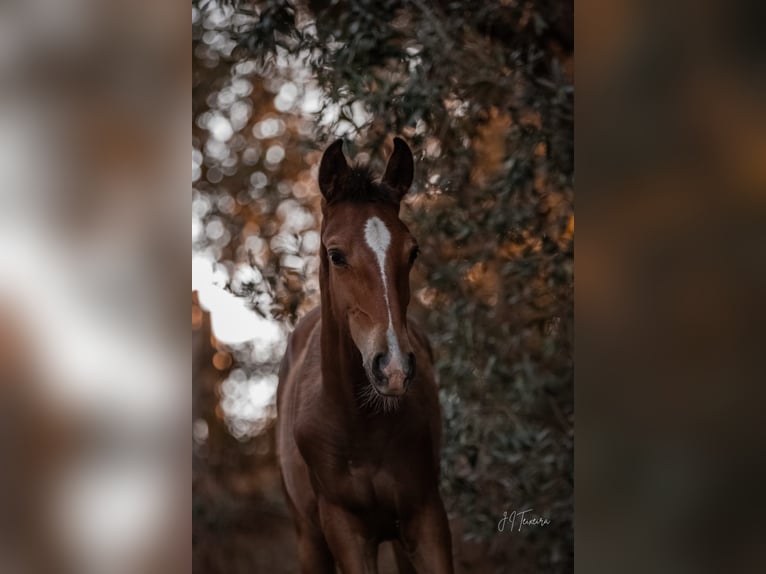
[369, 351, 415, 396]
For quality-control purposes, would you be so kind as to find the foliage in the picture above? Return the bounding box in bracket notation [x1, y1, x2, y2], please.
[193, 0, 572, 570]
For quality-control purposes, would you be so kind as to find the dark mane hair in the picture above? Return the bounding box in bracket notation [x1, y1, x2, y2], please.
[325, 164, 398, 206]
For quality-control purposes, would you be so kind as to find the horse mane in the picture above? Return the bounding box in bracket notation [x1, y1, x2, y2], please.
[325, 164, 398, 206]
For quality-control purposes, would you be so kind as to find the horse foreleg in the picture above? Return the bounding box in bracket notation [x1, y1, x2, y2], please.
[391, 540, 417, 574]
[400, 493, 454, 574]
[318, 500, 379, 573]
[296, 525, 335, 574]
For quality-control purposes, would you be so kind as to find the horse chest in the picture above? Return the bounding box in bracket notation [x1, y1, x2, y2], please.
[313, 451, 407, 514]
[343, 458, 377, 499]
[296, 402, 432, 515]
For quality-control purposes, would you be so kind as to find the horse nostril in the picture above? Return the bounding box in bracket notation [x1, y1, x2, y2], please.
[405, 352, 416, 381]
[372, 353, 386, 379]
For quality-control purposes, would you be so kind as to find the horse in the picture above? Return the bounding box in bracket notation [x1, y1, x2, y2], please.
[276, 137, 454, 573]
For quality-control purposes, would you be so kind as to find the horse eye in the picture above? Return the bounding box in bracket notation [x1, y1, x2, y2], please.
[409, 246, 420, 265]
[328, 249, 347, 267]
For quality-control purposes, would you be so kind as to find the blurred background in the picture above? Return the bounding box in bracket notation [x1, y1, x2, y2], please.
[0, 1, 188, 573]
[7, 0, 758, 573]
[577, 1, 766, 572]
[192, 1, 573, 572]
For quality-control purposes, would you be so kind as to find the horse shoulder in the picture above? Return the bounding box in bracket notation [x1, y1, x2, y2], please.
[407, 316, 435, 365]
[406, 316, 444, 472]
[277, 306, 321, 406]
[279, 310, 336, 462]
[276, 307, 325, 521]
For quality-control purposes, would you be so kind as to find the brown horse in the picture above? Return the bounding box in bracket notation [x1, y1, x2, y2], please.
[277, 138, 454, 573]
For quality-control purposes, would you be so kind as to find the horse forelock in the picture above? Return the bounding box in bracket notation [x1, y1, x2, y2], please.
[325, 165, 398, 206]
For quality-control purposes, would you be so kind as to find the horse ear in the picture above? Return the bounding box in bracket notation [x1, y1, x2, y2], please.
[382, 137, 414, 201]
[318, 139, 349, 201]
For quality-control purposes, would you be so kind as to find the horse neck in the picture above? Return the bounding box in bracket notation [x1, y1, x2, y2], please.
[319, 282, 366, 409]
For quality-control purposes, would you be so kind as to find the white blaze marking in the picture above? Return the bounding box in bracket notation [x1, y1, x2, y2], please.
[363, 216, 403, 368]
